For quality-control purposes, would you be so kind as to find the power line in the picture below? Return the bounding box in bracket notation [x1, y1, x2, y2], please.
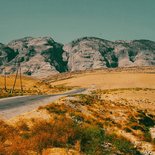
[1, 55, 23, 95]
[10, 57, 23, 94]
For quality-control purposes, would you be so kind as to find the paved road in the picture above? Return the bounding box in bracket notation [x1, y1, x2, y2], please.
[0, 88, 86, 119]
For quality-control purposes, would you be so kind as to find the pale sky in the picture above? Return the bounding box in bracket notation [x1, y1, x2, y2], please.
[0, 0, 155, 44]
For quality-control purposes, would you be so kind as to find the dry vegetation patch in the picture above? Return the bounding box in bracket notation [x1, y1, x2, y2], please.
[1, 67, 155, 154]
[0, 75, 74, 98]
[0, 91, 143, 155]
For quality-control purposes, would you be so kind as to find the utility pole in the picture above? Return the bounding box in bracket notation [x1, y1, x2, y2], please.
[19, 62, 23, 94]
[11, 58, 19, 94]
[11, 57, 23, 94]
[11, 65, 19, 94]
[4, 66, 7, 91]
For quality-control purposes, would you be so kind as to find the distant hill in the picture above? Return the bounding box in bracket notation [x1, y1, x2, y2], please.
[0, 36, 155, 78]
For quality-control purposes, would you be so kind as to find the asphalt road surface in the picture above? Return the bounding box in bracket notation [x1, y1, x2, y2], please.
[0, 88, 86, 119]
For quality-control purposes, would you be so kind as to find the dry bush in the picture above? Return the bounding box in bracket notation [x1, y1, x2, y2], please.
[0, 120, 16, 143]
[0, 114, 141, 155]
[6, 136, 32, 155]
[44, 104, 68, 115]
[25, 117, 77, 153]
[70, 91, 102, 106]
[0, 142, 6, 155]
[30, 132, 53, 154]
[16, 121, 30, 132]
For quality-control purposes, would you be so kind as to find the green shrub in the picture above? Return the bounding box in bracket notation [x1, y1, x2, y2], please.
[73, 125, 105, 154]
[105, 134, 141, 155]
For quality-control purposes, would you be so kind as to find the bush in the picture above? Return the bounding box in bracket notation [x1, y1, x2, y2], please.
[77, 125, 105, 154]
[0, 116, 141, 155]
[16, 121, 29, 131]
[73, 92, 101, 106]
[105, 134, 141, 155]
[45, 104, 67, 115]
[31, 132, 52, 154]
[0, 142, 6, 155]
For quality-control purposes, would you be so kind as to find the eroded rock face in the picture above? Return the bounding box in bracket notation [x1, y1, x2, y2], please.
[63, 37, 155, 71]
[0, 43, 18, 74]
[63, 37, 115, 71]
[0, 43, 18, 65]
[114, 40, 155, 67]
[2, 37, 67, 77]
[0, 36, 155, 77]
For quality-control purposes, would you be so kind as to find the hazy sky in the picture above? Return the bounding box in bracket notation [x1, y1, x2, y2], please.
[0, 0, 155, 43]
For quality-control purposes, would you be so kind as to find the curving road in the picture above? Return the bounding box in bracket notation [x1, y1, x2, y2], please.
[0, 88, 86, 119]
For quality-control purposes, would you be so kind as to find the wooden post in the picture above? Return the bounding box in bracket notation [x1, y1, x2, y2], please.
[11, 59, 19, 94]
[11, 68, 18, 94]
[4, 66, 7, 91]
[19, 62, 23, 94]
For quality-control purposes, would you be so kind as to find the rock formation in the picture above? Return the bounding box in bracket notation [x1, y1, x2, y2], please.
[0, 36, 155, 77]
[63, 37, 155, 71]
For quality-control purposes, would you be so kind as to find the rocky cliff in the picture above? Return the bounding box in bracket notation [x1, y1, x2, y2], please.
[0, 36, 155, 77]
[0, 37, 67, 78]
[63, 37, 155, 71]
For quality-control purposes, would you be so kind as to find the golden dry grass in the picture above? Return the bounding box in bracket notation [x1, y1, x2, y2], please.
[50, 68, 155, 90]
[0, 75, 39, 89]
[0, 75, 73, 97]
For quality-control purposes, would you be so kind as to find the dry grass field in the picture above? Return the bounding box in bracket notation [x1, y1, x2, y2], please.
[49, 67, 155, 89]
[0, 67, 155, 155]
[0, 75, 73, 98]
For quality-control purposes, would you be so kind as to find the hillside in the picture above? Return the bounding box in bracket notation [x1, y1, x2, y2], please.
[0, 36, 155, 78]
[47, 67, 155, 89]
[0, 67, 154, 155]
[0, 75, 73, 98]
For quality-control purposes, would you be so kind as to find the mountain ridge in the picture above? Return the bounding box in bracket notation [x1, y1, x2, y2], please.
[0, 36, 155, 78]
